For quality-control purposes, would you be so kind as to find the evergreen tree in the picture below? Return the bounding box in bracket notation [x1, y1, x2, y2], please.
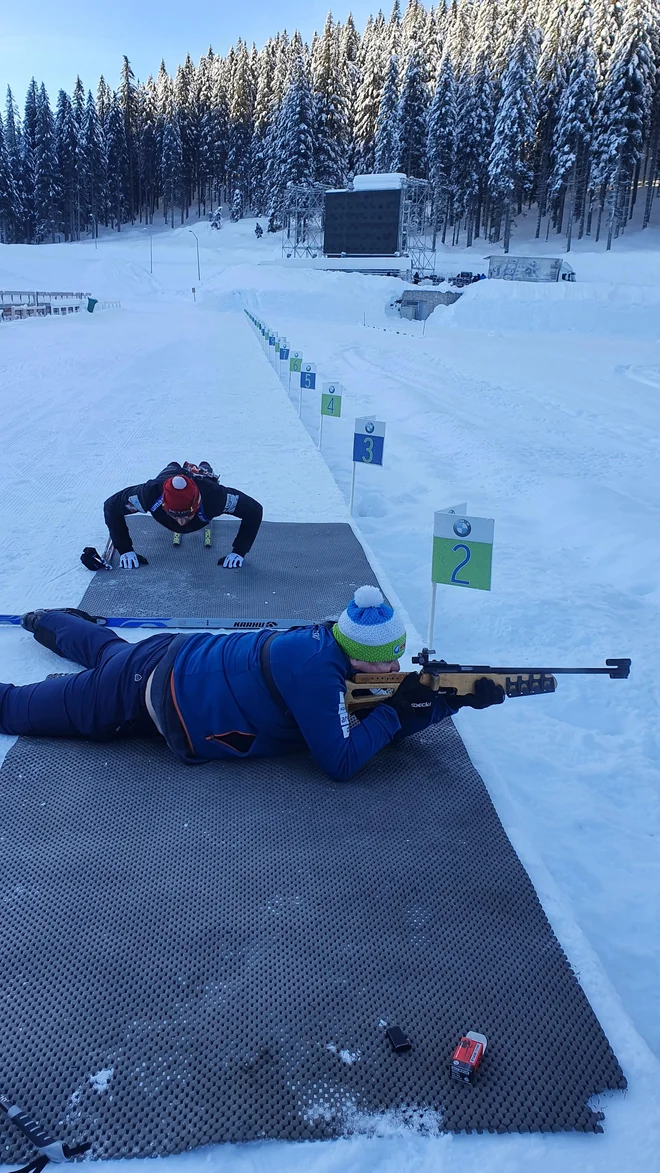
[454, 52, 494, 243]
[227, 40, 254, 202]
[34, 84, 59, 242]
[73, 76, 85, 127]
[161, 111, 184, 227]
[22, 79, 39, 241]
[0, 113, 18, 242]
[119, 56, 138, 221]
[394, 40, 428, 176]
[591, 0, 655, 246]
[274, 51, 316, 204]
[230, 186, 242, 219]
[549, 0, 597, 247]
[55, 89, 79, 239]
[313, 13, 349, 186]
[136, 77, 160, 223]
[354, 13, 387, 172]
[427, 56, 456, 243]
[374, 54, 400, 171]
[5, 88, 25, 239]
[105, 91, 129, 229]
[488, 21, 539, 249]
[79, 89, 105, 237]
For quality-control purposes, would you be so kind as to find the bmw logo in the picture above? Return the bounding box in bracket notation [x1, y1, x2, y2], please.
[453, 519, 471, 537]
[365, 421, 375, 434]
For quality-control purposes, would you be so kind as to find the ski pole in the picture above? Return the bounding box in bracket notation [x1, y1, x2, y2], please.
[0, 1094, 90, 1163]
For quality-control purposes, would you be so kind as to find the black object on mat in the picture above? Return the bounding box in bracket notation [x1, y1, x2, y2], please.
[78, 519, 380, 622]
[0, 721, 625, 1158]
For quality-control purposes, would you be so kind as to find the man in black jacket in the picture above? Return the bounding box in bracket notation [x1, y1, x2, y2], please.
[102, 461, 263, 569]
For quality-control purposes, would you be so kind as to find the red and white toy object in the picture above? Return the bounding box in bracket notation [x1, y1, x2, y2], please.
[451, 1031, 488, 1082]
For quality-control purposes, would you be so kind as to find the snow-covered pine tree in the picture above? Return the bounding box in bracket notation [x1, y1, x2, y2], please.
[388, 0, 402, 54]
[273, 49, 315, 208]
[590, 0, 655, 246]
[136, 77, 160, 224]
[5, 88, 25, 241]
[0, 113, 18, 243]
[394, 39, 429, 177]
[374, 54, 400, 171]
[34, 84, 59, 242]
[427, 55, 456, 244]
[455, 52, 495, 244]
[202, 57, 229, 210]
[250, 42, 276, 214]
[105, 91, 130, 229]
[354, 13, 387, 172]
[592, 0, 622, 82]
[96, 77, 112, 135]
[119, 56, 138, 222]
[549, 0, 597, 248]
[72, 77, 85, 129]
[488, 20, 539, 250]
[22, 79, 39, 242]
[227, 41, 255, 206]
[533, 0, 571, 239]
[341, 14, 362, 171]
[313, 13, 349, 187]
[79, 88, 106, 237]
[230, 186, 242, 219]
[55, 89, 79, 239]
[642, 20, 660, 228]
[161, 110, 184, 227]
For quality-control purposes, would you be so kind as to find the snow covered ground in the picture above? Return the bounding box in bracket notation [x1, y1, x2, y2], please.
[0, 214, 659, 1172]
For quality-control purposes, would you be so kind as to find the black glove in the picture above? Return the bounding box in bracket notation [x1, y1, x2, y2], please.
[448, 677, 505, 710]
[80, 546, 112, 571]
[382, 672, 440, 737]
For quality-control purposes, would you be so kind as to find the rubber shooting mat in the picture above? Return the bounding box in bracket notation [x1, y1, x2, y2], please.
[0, 721, 625, 1158]
[79, 518, 380, 624]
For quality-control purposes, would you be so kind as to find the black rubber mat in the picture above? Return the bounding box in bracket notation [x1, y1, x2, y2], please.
[79, 519, 380, 624]
[0, 721, 625, 1158]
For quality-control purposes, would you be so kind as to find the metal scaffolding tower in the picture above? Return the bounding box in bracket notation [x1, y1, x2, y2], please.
[401, 178, 434, 277]
[282, 184, 327, 258]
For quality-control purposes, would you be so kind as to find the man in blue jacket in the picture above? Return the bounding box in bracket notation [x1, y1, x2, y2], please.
[0, 588, 504, 782]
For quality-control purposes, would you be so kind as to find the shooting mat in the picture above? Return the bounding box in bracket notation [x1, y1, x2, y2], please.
[0, 720, 625, 1158]
[79, 519, 380, 624]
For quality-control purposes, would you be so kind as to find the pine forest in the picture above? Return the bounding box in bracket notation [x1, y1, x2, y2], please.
[1, 0, 659, 252]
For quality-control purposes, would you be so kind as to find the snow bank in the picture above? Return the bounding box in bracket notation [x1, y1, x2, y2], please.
[430, 276, 660, 338]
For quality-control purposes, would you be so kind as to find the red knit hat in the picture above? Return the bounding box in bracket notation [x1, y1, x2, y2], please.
[162, 475, 201, 516]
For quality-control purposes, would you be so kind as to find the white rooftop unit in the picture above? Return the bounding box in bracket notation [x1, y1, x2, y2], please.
[352, 173, 407, 191]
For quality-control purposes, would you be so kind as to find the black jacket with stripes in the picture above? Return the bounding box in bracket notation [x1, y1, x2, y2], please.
[103, 462, 263, 557]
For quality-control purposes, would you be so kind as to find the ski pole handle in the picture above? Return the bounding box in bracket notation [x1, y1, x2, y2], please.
[0, 1097, 65, 1161]
[0, 1096, 90, 1162]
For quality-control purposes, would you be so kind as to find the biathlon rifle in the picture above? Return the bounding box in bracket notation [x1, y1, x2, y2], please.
[344, 648, 631, 712]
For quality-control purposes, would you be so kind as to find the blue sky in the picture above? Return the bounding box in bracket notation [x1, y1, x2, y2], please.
[1, 0, 382, 106]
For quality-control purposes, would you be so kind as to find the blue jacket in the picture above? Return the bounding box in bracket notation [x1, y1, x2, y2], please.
[149, 625, 451, 781]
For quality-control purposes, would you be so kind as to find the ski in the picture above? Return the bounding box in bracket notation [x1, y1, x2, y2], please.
[1, 615, 305, 631]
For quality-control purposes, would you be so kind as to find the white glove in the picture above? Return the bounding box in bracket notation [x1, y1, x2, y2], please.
[119, 551, 140, 569]
[222, 553, 244, 569]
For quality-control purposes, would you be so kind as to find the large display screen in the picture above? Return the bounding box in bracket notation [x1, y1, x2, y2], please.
[323, 189, 402, 256]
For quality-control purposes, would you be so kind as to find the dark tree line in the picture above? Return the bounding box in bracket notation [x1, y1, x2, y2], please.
[1, 0, 658, 251]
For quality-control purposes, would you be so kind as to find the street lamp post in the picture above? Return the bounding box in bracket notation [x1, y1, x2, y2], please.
[142, 227, 153, 273]
[189, 230, 201, 282]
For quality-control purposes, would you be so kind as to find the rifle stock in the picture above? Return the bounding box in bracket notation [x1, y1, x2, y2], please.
[344, 653, 630, 713]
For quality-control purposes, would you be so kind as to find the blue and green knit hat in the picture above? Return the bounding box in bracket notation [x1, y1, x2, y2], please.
[332, 585, 407, 662]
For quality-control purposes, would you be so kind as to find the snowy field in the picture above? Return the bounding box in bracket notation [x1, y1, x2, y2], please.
[0, 215, 659, 1172]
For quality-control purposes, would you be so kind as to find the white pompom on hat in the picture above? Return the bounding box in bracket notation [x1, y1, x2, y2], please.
[332, 585, 406, 662]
